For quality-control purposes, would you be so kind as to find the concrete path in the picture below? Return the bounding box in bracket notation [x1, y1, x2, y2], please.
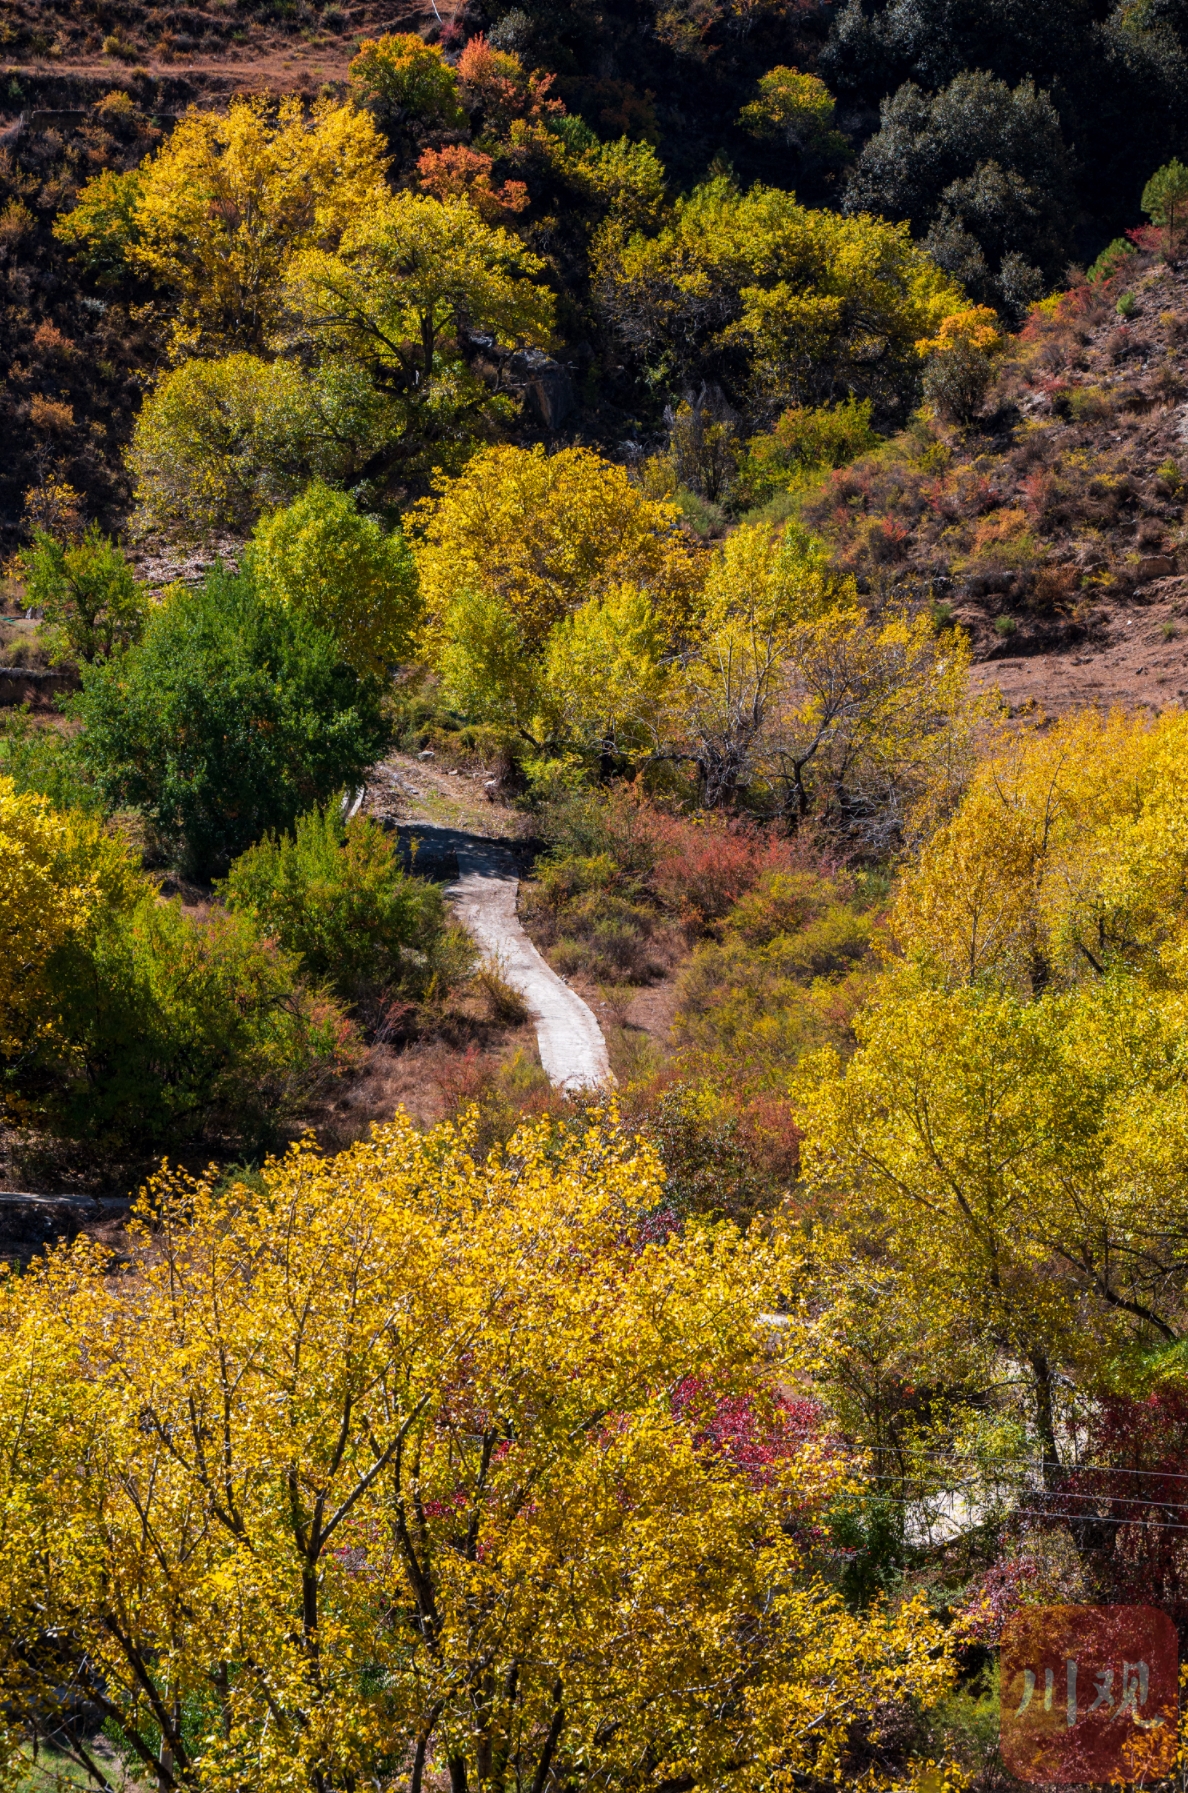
[400, 823, 613, 1093]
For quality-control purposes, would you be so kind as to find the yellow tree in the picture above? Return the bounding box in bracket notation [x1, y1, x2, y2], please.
[595, 177, 966, 421]
[415, 443, 701, 650]
[281, 192, 555, 472]
[795, 710, 1188, 1481]
[56, 96, 391, 353]
[0, 1114, 955, 1792]
[541, 583, 671, 761]
[0, 777, 140, 1058]
[349, 32, 467, 131]
[672, 523, 973, 824]
[889, 708, 1186, 994]
[739, 68, 847, 160]
[416, 444, 703, 739]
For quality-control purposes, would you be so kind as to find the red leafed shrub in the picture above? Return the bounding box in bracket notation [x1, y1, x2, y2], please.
[735, 1091, 804, 1185]
[1048, 1391, 1188, 1631]
[862, 515, 911, 564]
[1127, 223, 1166, 255]
[417, 145, 529, 221]
[647, 812, 785, 926]
[1018, 468, 1054, 515]
[958, 1552, 1044, 1644]
[673, 1377, 824, 1488]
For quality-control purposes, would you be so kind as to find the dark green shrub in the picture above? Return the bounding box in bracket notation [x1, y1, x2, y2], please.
[841, 72, 1074, 319]
[922, 339, 994, 423]
[1066, 385, 1112, 422]
[640, 1084, 785, 1225]
[74, 566, 389, 877]
[19, 893, 356, 1152]
[221, 800, 450, 999]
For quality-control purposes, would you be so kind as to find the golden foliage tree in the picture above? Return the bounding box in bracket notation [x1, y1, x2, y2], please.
[541, 583, 671, 760]
[739, 68, 846, 159]
[595, 178, 967, 421]
[415, 443, 700, 650]
[0, 1114, 953, 1790]
[59, 97, 391, 355]
[672, 522, 974, 822]
[349, 32, 467, 130]
[0, 777, 139, 1057]
[128, 185, 558, 533]
[281, 192, 555, 472]
[794, 710, 1188, 1481]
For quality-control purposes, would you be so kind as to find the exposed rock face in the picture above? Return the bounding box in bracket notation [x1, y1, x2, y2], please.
[466, 335, 576, 433]
[504, 348, 576, 433]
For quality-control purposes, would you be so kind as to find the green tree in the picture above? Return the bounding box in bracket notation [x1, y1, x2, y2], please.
[25, 891, 355, 1152]
[1142, 158, 1188, 255]
[281, 192, 555, 477]
[842, 73, 1074, 319]
[247, 481, 421, 679]
[19, 524, 147, 663]
[221, 801, 452, 999]
[128, 354, 393, 539]
[75, 566, 389, 878]
[131, 353, 394, 537]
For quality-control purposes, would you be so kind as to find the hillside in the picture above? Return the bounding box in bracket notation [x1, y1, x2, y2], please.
[796, 253, 1188, 719]
[6, 10, 1188, 1787]
[0, 0, 429, 91]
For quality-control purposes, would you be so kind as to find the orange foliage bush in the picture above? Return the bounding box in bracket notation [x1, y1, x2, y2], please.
[416, 145, 529, 221]
[456, 36, 562, 135]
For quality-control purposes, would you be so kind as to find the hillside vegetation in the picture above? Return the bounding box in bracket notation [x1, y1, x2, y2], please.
[3, 6, 1188, 1793]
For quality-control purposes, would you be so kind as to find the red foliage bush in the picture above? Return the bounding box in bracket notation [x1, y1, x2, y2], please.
[416, 145, 529, 220]
[1059, 1391, 1188, 1626]
[672, 1377, 823, 1488]
[644, 810, 816, 931]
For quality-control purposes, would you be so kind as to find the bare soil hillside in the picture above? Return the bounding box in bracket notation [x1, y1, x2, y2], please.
[804, 254, 1188, 720]
[0, 0, 443, 97]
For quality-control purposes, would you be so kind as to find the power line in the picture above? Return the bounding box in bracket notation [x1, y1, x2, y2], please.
[866, 1444, 1188, 1484]
[859, 1470, 1188, 1515]
[827, 1491, 1188, 1534]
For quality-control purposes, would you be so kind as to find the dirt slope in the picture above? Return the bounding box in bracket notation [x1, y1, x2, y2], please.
[807, 252, 1188, 721]
[0, 0, 446, 100]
